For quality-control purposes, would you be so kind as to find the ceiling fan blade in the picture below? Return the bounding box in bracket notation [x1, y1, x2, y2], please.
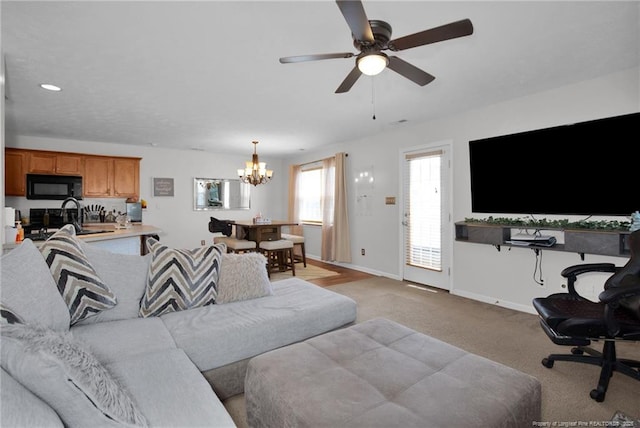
[336, 0, 374, 43]
[390, 19, 473, 51]
[279, 52, 355, 64]
[387, 56, 435, 86]
[335, 66, 362, 93]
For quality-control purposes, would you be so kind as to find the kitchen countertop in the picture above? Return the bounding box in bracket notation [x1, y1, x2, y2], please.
[3, 224, 162, 251]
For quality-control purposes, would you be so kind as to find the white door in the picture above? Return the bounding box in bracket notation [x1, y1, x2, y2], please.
[400, 143, 451, 290]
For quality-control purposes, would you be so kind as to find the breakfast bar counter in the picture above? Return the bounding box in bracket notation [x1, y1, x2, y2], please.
[3, 224, 163, 255]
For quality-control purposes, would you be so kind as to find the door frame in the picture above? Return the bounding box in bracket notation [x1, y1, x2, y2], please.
[398, 140, 453, 290]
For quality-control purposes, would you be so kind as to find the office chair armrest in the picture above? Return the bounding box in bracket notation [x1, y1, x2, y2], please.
[561, 263, 618, 278]
[599, 274, 640, 304]
[560, 263, 618, 297]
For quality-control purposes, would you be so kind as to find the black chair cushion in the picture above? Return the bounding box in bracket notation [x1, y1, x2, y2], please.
[533, 293, 640, 340]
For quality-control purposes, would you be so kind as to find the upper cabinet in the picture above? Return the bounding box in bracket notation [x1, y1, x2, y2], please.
[4, 148, 140, 199]
[5, 149, 28, 196]
[84, 155, 140, 198]
[28, 151, 84, 175]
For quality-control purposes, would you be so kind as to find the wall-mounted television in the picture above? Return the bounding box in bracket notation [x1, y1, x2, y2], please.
[468, 112, 639, 217]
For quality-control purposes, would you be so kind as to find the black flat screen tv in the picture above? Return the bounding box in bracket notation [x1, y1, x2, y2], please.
[468, 112, 639, 217]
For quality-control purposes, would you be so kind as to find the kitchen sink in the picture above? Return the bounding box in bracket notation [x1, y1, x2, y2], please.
[76, 229, 113, 236]
[25, 229, 113, 241]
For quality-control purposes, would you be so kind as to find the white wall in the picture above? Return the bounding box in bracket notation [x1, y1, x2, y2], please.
[4, 67, 638, 312]
[4, 137, 288, 249]
[286, 66, 639, 313]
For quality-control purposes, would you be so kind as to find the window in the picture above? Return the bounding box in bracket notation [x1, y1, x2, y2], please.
[298, 167, 322, 223]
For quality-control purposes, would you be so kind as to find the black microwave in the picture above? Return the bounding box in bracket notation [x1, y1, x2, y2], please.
[26, 174, 83, 200]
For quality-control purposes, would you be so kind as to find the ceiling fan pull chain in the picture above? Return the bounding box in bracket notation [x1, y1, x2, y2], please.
[371, 78, 376, 120]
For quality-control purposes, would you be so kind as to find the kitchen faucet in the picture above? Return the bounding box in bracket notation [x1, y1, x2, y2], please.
[61, 197, 83, 233]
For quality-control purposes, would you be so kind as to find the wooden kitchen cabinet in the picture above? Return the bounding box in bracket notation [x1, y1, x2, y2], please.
[83, 155, 140, 198]
[5, 148, 140, 199]
[28, 151, 84, 175]
[4, 149, 28, 196]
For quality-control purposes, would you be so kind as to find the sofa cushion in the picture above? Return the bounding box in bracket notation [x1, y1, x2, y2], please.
[217, 252, 273, 304]
[106, 348, 236, 428]
[139, 238, 225, 317]
[0, 323, 147, 427]
[0, 238, 70, 331]
[76, 241, 151, 324]
[71, 317, 177, 365]
[39, 225, 117, 325]
[161, 277, 357, 371]
[1, 367, 64, 428]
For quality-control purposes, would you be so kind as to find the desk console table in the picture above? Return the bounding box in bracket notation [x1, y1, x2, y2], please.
[455, 221, 631, 259]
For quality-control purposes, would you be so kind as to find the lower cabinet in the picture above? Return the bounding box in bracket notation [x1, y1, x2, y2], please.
[87, 236, 141, 255]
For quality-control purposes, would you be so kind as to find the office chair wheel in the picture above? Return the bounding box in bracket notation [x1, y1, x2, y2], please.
[590, 388, 605, 402]
[570, 347, 584, 355]
[542, 358, 554, 368]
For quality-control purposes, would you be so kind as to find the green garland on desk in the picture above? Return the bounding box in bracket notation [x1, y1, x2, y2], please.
[463, 216, 631, 231]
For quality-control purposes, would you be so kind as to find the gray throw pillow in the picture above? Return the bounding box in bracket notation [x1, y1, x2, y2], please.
[0, 238, 70, 331]
[39, 225, 117, 325]
[0, 304, 23, 325]
[76, 241, 151, 324]
[0, 323, 147, 427]
[139, 238, 225, 317]
[217, 253, 273, 303]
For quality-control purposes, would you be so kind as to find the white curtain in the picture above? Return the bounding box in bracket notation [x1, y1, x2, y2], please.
[287, 164, 303, 236]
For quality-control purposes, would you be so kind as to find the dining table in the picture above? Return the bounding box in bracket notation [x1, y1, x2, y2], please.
[230, 220, 299, 245]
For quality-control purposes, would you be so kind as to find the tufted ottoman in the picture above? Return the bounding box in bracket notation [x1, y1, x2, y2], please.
[245, 317, 541, 428]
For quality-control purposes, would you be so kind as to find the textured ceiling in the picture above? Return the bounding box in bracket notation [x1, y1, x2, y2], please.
[2, 1, 639, 157]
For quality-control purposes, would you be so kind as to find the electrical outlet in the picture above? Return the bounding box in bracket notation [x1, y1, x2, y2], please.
[361, 248, 365, 256]
[200, 240, 206, 246]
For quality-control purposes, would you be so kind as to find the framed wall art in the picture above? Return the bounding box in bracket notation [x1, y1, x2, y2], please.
[152, 177, 174, 197]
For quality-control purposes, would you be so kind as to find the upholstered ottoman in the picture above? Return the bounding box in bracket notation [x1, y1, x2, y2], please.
[245, 318, 541, 428]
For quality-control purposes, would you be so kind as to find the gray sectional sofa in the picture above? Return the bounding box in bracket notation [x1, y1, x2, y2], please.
[0, 232, 357, 427]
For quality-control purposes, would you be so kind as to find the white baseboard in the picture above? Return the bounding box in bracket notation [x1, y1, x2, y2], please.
[450, 289, 537, 315]
[308, 255, 536, 314]
[306, 255, 401, 281]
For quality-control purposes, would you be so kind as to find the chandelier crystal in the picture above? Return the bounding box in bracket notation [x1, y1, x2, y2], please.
[237, 141, 273, 186]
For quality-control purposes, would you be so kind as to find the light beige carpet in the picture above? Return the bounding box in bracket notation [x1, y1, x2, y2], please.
[269, 263, 340, 282]
[223, 276, 640, 427]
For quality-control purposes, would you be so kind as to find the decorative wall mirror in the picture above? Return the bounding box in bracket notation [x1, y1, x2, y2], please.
[193, 178, 251, 210]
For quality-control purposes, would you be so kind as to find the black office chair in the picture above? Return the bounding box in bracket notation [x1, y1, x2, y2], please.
[532, 229, 640, 402]
[208, 217, 233, 236]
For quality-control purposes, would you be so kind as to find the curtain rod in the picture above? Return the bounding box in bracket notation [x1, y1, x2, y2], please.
[298, 153, 348, 168]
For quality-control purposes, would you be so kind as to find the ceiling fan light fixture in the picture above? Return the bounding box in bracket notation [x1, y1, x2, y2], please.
[357, 53, 388, 76]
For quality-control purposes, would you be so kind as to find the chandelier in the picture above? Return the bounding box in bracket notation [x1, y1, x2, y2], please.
[237, 141, 273, 186]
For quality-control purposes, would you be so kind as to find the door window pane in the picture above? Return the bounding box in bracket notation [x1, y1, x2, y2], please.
[404, 152, 442, 271]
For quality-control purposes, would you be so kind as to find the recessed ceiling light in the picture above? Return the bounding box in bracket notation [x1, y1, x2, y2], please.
[39, 83, 62, 91]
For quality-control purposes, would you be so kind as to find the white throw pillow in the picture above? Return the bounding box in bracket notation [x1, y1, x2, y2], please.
[217, 253, 273, 304]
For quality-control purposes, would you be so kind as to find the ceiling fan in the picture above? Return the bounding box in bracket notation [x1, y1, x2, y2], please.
[279, 0, 473, 93]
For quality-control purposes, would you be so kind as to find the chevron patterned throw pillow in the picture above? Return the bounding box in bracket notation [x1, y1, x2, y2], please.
[39, 225, 117, 325]
[139, 238, 225, 317]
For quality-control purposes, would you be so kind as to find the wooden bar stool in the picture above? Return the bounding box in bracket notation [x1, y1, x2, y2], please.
[259, 239, 295, 278]
[213, 236, 257, 253]
[281, 233, 306, 267]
